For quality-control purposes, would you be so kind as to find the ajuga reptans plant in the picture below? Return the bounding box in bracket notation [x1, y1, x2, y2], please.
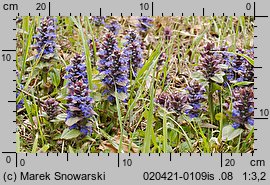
[232, 87, 254, 129]
[98, 31, 129, 102]
[65, 54, 95, 135]
[123, 30, 143, 77]
[33, 16, 57, 59]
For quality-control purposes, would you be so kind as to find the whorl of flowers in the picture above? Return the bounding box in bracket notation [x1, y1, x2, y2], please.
[16, 71, 24, 110]
[33, 16, 57, 58]
[90, 16, 106, 27]
[43, 98, 59, 120]
[197, 43, 224, 82]
[123, 30, 143, 77]
[232, 87, 254, 129]
[16, 87, 24, 110]
[185, 80, 206, 118]
[105, 21, 121, 35]
[222, 48, 254, 83]
[137, 16, 153, 32]
[155, 92, 188, 113]
[98, 32, 129, 102]
[64, 54, 95, 135]
[164, 26, 172, 41]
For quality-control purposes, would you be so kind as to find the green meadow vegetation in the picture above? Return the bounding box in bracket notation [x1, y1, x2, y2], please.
[16, 16, 254, 153]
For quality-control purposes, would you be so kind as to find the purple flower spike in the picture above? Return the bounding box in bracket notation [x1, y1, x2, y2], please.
[123, 30, 143, 77]
[197, 43, 224, 82]
[98, 32, 129, 102]
[33, 16, 57, 59]
[90, 16, 106, 27]
[64, 54, 95, 135]
[185, 80, 206, 118]
[105, 21, 121, 35]
[43, 98, 59, 120]
[232, 87, 254, 129]
[137, 16, 153, 32]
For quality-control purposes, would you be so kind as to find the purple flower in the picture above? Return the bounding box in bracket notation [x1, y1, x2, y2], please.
[33, 16, 57, 59]
[64, 54, 95, 135]
[224, 48, 254, 83]
[123, 30, 143, 77]
[155, 92, 188, 113]
[43, 98, 59, 120]
[232, 87, 254, 129]
[197, 43, 224, 82]
[98, 32, 129, 102]
[164, 27, 172, 41]
[105, 21, 121, 35]
[16, 89, 24, 110]
[185, 80, 206, 118]
[16, 71, 24, 110]
[90, 16, 106, 26]
[137, 16, 153, 32]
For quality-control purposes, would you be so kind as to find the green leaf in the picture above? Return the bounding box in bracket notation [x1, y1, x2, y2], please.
[60, 128, 81, 140]
[212, 83, 222, 92]
[215, 112, 225, 121]
[232, 81, 254, 87]
[116, 92, 128, 101]
[237, 53, 254, 66]
[68, 145, 75, 153]
[65, 117, 82, 126]
[50, 68, 61, 88]
[31, 133, 39, 153]
[222, 125, 243, 141]
[218, 64, 228, 69]
[191, 72, 204, 80]
[56, 113, 67, 121]
[43, 53, 55, 59]
[210, 74, 224, 83]
[39, 144, 50, 152]
[26, 56, 36, 62]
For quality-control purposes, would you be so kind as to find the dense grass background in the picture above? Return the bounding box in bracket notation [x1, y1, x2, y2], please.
[16, 16, 254, 153]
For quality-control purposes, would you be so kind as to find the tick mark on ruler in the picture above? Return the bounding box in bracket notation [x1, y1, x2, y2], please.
[221, 153, 223, 167]
[117, 153, 119, 167]
[151, 2, 154, 16]
[2, 49, 16, 52]
[49, 2, 51, 16]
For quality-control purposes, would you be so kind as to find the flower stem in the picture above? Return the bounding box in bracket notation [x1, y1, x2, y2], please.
[208, 81, 214, 124]
[42, 66, 49, 95]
